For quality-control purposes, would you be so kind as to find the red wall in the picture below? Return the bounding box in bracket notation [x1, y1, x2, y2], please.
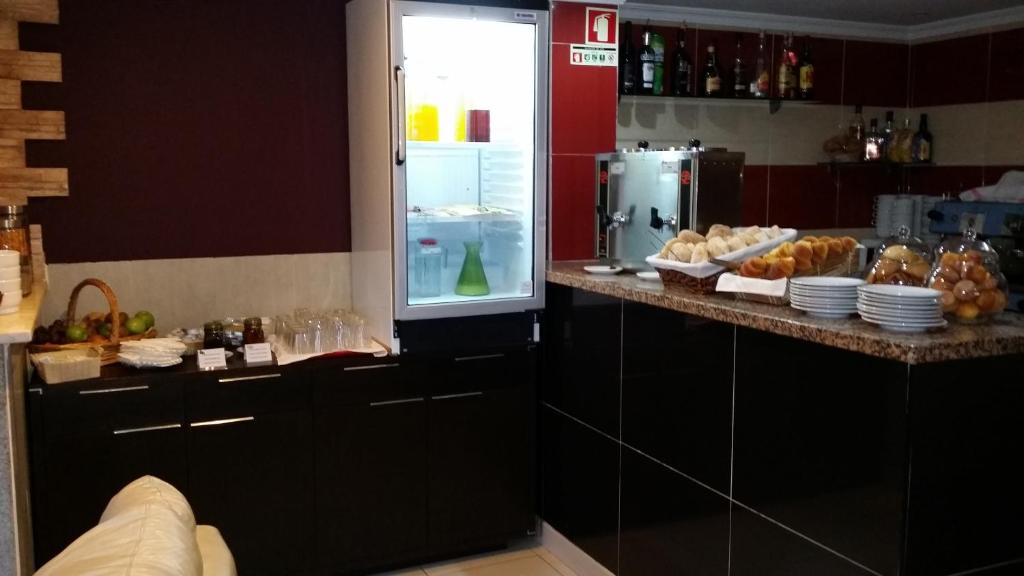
[23, 0, 350, 264]
[550, 13, 1024, 260]
[549, 2, 618, 261]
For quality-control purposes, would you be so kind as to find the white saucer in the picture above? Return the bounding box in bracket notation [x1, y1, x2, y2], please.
[584, 265, 623, 275]
[790, 277, 866, 288]
[636, 271, 661, 281]
[858, 284, 942, 299]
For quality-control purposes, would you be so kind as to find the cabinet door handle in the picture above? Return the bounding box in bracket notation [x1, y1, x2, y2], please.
[395, 65, 407, 166]
[453, 353, 505, 363]
[345, 363, 400, 372]
[431, 391, 484, 401]
[113, 423, 181, 436]
[190, 416, 256, 428]
[369, 396, 424, 407]
[80, 385, 150, 395]
[28, 387, 43, 395]
[217, 373, 281, 383]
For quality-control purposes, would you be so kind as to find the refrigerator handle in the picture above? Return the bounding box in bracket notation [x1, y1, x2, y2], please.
[395, 65, 407, 166]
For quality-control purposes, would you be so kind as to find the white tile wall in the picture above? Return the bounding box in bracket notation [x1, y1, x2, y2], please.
[39, 252, 352, 331]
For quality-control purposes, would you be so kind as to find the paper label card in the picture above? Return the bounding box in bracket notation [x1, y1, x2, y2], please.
[197, 348, 228, 371]
[244, 343, 273, 366]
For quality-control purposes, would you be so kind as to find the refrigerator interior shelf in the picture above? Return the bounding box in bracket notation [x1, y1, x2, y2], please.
[408, 205, 521, 224]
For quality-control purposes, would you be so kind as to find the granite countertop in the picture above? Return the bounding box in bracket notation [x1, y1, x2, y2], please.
[0, 283, 45, 345]
[548, 261, 1024, 365]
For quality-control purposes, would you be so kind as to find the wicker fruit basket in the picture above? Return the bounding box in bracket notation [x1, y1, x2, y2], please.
[29, 278, 156, 365]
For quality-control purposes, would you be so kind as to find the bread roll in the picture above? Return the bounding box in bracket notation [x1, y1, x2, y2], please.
[765, 256, 796, 280]
[775, 242, 795, 258]
[827, 239, 844, 258]
[754, 231, 770, 244]
[660, 238, 679, 259]
[706, 224, 732, 240]
[768, 225, 783, 239]
[707, 236, 730, 258]
[840, 236, 858, 252]
[670, 241, 693, 262]
[802, 235, 818, 243]
[726, 236, 747, 253]
[690, 243, 710, 263]
[810, 241, 828, 264]
[677, 230, 706, 244]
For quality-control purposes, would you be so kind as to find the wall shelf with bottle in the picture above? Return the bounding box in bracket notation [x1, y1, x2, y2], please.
[619, 93, 820, 113]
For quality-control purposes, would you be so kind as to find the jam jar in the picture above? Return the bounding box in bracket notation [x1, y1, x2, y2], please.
[203, 321, 226, 349]
[926, 227, 1008, 323]
[865, 225, 933, 287]
[242, 317, 265, 345]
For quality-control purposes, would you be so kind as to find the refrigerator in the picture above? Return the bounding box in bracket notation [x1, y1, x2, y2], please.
[346, 0, 549, 353]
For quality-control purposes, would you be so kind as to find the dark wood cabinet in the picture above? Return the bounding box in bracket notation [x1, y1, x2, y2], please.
[186, 370, 314, 576]
[428, 350, 534, 556]
[29, 346, 535, 575]
[32, 378, 188, 563]
[313, 362, 429, 574]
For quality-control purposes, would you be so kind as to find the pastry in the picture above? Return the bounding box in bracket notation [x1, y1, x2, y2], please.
[659, 238, 679, 259]
[810, 241, 828, 264]
[840, 236, 858, 252]
[826, 238, 844, 258]
[739, 257, 767, 278]
[707, 236, 730, 258]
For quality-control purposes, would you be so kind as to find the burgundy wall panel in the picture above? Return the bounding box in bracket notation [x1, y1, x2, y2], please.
[551, 154, 597, 261]
[988, 27, 1024, 102]
[766, 166, 836, 229]
[910, 34, 989, 107]
[834, 168, 899, 228]
[741, 165, 768, 226]
[843, 40, 908, 108]
[906, 166, 985, 197]
[25, 0, 349, 263]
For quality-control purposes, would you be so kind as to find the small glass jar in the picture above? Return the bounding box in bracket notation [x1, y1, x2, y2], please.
[865, 225, 933, 287]
[0, 205, 32, 296]
[203, 321, 226, 349]
[926, 227, 1008, 323]
[243, 317, 265, 345]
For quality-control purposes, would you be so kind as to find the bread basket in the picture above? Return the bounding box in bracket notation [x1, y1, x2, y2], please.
[29, 278, 156, 365]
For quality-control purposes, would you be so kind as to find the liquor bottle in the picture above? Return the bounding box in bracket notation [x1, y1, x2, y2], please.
[912, 113, 933, 163]
[639, 25, 656, 95]
[751, 31, 769, 98]
[777, 34, 796, 99]
[849, 105, 865, 140]
[732, 35, 747, 97]
[672, 25, 692, 97]
[889, 118, 913, 163]
[704, 43, 721, 97]
[798, 39, 814, 99]
[620, 21, 636, 95]
[650, 30, 666, 96]
[882, 110, 895, 160]
[864, 118, 883, 161]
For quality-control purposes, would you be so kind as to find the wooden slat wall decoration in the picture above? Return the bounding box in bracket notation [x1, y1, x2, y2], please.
[0, 0, 63, 205]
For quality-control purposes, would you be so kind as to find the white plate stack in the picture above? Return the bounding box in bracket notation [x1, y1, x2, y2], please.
[117, 338, 188, 368]
[0, 250, 21, 315]
[789, 277, 865, 319]
[856, 284, 947, 333]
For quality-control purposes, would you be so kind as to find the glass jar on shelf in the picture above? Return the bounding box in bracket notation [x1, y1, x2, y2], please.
[0, 205, 32, 296]
[927, 227, 1008, 323]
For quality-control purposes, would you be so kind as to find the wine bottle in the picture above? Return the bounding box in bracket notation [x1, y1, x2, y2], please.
[639, 25, 656, 95]
[732, 35, 747, 98]
[777, 33, 795, 99]
[848, 104, 865, 142]
[620, 21, 636, 95]
[912, 113, 933, 163]
[798, 39, 814, 99]
[672, 25, 692, 97]
[751, 31, 769, 98]
[865, 119, 883, 162]
[704, 43, 721, 97]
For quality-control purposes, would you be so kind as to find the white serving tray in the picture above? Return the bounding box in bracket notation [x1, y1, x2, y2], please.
[646, 227, 798, 279]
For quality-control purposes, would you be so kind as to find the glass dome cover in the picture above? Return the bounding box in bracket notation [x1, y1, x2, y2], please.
[865, 225, 933, 286]
[927, 227, 1008, 322]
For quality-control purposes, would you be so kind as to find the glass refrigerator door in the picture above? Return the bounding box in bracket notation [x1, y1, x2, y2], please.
[392, 3, 545, 320]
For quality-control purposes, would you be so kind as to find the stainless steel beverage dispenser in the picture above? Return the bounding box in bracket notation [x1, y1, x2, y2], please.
[595, 147, 745, 269]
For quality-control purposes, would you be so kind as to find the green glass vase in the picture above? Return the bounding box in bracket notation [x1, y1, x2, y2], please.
[455, 241, 490, 296]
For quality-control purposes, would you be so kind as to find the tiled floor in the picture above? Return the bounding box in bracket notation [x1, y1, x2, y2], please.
[373, 544, 579, 576]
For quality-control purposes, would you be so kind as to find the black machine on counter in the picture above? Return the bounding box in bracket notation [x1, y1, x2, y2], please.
[929, 200, 1024, 313]
[595, 140, 745, 270]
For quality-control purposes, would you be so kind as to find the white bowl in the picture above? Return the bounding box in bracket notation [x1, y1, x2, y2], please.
[0, 250, 18, 268]
[0, 266, 19, 280]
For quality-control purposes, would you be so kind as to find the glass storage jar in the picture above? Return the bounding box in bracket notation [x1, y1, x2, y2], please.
[865, 225, 932, 287]
[926, 227, 1008, 323]
[0, 205, 32, 296]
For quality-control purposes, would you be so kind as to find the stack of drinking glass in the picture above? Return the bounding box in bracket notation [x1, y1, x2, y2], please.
[273, 308, 369, 355]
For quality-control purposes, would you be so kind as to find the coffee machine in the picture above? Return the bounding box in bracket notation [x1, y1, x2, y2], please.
[595, 143, 745, 270]
[928, 200, 1024, 313]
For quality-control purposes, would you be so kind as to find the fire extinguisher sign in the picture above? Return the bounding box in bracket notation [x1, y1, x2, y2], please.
[585, 8, 617, 46]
